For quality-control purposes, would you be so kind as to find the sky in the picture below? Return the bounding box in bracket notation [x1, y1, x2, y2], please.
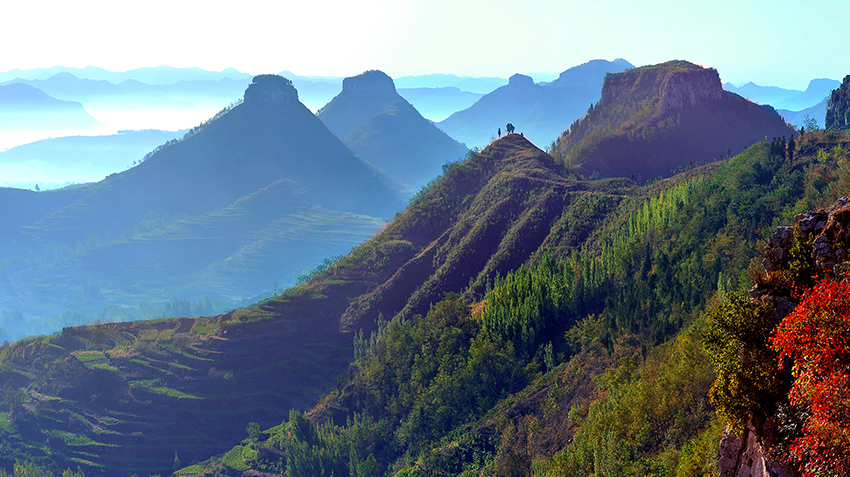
[1, 0, 848, 90]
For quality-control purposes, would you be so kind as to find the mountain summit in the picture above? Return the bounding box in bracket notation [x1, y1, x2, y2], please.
[552, 60, 796, 181]
[317, 70, 468, 191]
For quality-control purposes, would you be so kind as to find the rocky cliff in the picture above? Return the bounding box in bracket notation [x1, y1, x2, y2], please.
[340, 69, 396, 95]
[825, 75, 850, 130]
[719, 197, 850, 477]
[243, 74, 298, 104]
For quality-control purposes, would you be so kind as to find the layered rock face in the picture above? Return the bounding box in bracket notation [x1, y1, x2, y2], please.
[243, 74, 298, 104]
[759, 197, 850, 282]
[340, 70, 396, 95]
[825, 75, 850, 130]
[659, 68, 724, 110]
[600, 61, 724, 111]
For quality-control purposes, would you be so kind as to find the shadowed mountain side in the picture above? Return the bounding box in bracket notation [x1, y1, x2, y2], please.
[553, 61, 797, 182]
[2, 180, 385, 319]
[317, 71, 468, 191]
[343, 100, 469, 189]
[437, 59, 634, 149]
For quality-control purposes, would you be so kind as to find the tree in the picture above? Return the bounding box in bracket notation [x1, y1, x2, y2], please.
[787, 135, 796, 166]
[506, 123, 515, 134]
[34, 184, 40, 192]
[247, 421, 261, 441]
[498, 127, 501, 137]
[804, 115, 820, 133]
[771, 278, 850, 475]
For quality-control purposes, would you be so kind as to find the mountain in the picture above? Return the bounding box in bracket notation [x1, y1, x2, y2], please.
[437, 59, 634, 149]
[0, 83, 101, 131]
[0, 74, 405, 334]
[552, 60, 797, 182]
[0, 129, 183, 185]
[317, 70, 469, 191]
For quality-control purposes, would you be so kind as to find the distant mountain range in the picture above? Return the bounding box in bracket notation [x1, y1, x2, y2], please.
[0, 75, 405, 334]
[724, 78, 839, 111]
[437, 59, 634, 149]
[0, 65, 252, 84]
[0, 129, 183, 185]
[0, 83, 101, 131]
[317, 70, 469, 191]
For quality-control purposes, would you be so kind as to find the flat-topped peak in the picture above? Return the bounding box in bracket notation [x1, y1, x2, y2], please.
[509, 73, 534, 86]
[342, 70, 396, 94]
[243, 74, 298, 104]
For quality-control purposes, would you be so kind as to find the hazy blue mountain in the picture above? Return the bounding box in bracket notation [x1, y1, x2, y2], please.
[394, 73, 508, 94]
[779, 98, 828, 129]
[437, 59, 634, 149]
[0, 65, 251, 84]
[0, 83, 101, 130]
[317, 70, 469, 191]
[783, 78, 840, 111]
[397, 87, 483, 121]
[725, 78, 839, 111]
[0, 75, 405, 334]
[723, 82, 800, 107]
[0, 129, 183, 185]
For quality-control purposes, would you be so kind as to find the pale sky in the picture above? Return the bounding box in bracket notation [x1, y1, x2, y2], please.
[1, 0, 848, 90]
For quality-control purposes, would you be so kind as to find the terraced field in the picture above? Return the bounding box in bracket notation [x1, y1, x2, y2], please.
[0, 295, 355, 475]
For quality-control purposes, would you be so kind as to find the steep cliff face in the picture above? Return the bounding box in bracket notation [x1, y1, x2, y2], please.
[601, 61, 724, 112]
[825, 75, 850, 130]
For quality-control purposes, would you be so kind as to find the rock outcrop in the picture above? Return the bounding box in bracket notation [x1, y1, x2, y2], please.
[825, 75, 850, 130]
[243, 74, 298, 104]
[757, 197, 850, 287]
[508, 73, 534, 87]
[340, 70, 396, 95]
[719, 423, 799, 477]
[659, 67, 724, 110]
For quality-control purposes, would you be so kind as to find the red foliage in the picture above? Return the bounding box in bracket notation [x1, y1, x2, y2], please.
[771, 278, 850, 475]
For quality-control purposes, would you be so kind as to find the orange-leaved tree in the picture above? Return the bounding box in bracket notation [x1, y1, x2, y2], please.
[771, 278, 850, 475]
